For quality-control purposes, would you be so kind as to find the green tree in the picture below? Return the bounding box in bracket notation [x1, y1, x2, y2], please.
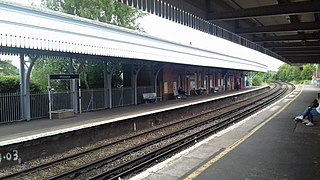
[0, 60, 19, 76]
[274, 64, 316, 83]
[0, 76, 41, 93]
[247, 71, 274, 86]
[251, 72, 264, 86]
[264, 71, 274, 84]
[33, 0, 146, 90]
[300, 64, 314, 80]
[274, 64, 288, 82]
[32, 58, 71, 91]
[42, 0, 146, 31]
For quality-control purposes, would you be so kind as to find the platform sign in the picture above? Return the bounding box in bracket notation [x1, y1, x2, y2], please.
[48, 74, 81, 119]
[49, 74, 79, 80]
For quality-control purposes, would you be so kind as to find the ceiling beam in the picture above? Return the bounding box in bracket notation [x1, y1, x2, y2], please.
[277, 52, 320, 56]
[285, 56, 320, 60]
[207, 1, 320, 21]
[264, 41, 320, 48]
[284, 53, 320, 56]
[276, 51, 320, 55]
[253, 33, 320, 42]
[236, 22, 320, 34]
[270, 47, 320, 52]
[286, 58, 320, 64]
[285, 56, 320, 59]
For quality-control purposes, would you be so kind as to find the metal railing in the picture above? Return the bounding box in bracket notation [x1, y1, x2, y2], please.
[0, 86, 156, 123]
[116, 0, 286, 62]
[0, 92, 21, 123]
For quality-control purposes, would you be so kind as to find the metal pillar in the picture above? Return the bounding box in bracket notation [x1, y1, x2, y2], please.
[69, 59, 79, 113]
[72, 79, 78, 113]
[104, 61, 108, 108]
[153, 63, 163, 97]
[18, 54, 36, 121]
[131, 63, 143, 105]
[222, 70, 228, 91]
[19, 54, 27, 120]
[249, 71, 253, 86]
[104, 60, 113, 109]
[19, 54, 34, 120]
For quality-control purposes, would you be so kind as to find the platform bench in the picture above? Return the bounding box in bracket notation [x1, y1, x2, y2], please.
[142, 93, 161, 103]
[51, 109, 75, 119]
[174, 90, 186, 99]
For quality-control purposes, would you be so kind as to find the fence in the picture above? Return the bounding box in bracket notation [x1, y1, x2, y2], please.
[0, 92, 21, 123]
[0, 86, 156, 123]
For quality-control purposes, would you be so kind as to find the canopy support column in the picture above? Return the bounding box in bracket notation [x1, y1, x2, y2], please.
[131, 63, 143, 105]
[152, 63, 163, 97]
[19, 53, 27, 120]
[104, 60, 115, 109]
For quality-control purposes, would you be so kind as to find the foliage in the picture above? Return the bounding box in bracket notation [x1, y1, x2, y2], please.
[247, 71, 274, 86]
[0, 76, 41, 93]
[31, 58, 71, 91]
[31, 58, 124, 91]
[0, 60, 19, 76]
[78, 60, 123, 89]
[251, 72, 263, 86]
[33, 0, 146, 90]
[42, 0, 146, 31]
[274, 64, 315, 84]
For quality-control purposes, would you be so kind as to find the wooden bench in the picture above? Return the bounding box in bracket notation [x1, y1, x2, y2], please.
[51, 109, 75, 119]
[142, 93, 161, 103]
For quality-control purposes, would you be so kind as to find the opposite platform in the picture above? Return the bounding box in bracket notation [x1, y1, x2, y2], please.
[132, 85, 320, 180]
[0, 86, 260, 146]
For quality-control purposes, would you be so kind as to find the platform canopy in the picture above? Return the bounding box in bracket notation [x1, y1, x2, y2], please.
[121, 0, 320, 65]
[0, 1, 270, 72]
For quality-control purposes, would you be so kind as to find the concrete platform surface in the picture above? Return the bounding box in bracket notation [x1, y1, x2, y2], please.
[0, 87, 260, 146]
[131, 85, 320, 180]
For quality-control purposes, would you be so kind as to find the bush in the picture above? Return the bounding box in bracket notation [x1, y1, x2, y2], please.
[252, 76, 263, 86]
[0, 76, 41, 93]
[302, 80, 312, 85]
[0, 76, 20, 93]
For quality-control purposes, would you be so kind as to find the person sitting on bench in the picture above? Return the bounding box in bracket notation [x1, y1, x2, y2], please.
[294, 98, 320, 126]
[178, 87, 186, 97]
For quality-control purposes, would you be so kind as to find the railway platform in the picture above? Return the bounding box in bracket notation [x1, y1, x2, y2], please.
[0, 86, 263, 169]
[0, 87, 258, 145]
[132, 85, 320, 180]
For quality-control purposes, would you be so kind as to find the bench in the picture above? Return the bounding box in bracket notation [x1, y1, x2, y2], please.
[142, 93, 161, 103]
[213, 87, 220, 93]
[174, 90, 185, 99]
[51, 109, 75, 119]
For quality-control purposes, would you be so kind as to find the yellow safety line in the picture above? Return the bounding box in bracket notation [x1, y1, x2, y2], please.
[184, 85, 303, 180]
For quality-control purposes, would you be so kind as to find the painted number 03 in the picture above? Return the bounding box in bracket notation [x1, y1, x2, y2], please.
[0, 150, 19, 163]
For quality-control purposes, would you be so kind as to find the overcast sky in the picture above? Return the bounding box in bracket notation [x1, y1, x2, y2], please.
[1, 0, 284, 71]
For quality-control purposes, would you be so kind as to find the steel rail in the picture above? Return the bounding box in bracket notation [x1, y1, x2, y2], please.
[47, 82, 291, 180]
[0, 87, 272, 179]
[1, 83, 292, 180]
[90, 82, 290, 179]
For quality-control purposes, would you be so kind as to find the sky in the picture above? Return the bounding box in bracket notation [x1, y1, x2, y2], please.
[1, 0, 284, 71]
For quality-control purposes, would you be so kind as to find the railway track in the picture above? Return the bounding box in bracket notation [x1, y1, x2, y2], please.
[1, 82, 294, 180]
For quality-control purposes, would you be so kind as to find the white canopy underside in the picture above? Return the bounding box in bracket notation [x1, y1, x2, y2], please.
[0, 1, 268, 72]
